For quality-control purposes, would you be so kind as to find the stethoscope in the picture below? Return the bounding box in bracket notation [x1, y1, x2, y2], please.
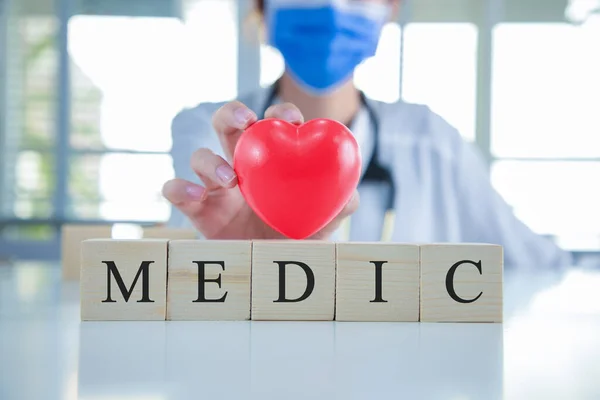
[260, 80, 396, 211]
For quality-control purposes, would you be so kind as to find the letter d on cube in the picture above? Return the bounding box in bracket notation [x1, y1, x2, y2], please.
[251, 240, 335, 321]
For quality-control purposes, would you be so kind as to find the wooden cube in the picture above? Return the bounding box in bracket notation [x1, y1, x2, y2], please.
[335, 242, 420, 321]
[80, 239, 168, 320]
[420, 244, 503, 322]
[143, 226, 197, 240]
[251, 240, 335, 320]
[167, 240, 251, 320]
[61, 224, 112, 280]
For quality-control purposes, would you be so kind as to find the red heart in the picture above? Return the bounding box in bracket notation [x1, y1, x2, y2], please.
[233, 118, 362, 239]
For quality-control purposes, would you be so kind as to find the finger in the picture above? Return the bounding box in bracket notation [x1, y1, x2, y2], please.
[162, 178, 219, 234]
[264, 102, 304, 124]
[162, 178, 208, 208]
[190, 148, 238, 190]
[212, 101, 257, 161]
[310, 190, 360, 239]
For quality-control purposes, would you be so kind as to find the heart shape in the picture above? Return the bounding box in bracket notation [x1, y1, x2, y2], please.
[233, 118, 362, 239]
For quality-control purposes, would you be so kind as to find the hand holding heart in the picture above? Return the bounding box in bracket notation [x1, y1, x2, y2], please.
[162, 101, 361, 240]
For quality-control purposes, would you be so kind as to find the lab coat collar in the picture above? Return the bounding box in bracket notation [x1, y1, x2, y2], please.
[247, 84, 384, 119]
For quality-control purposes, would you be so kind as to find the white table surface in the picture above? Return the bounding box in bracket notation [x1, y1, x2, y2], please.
[1, 261, 600, 400]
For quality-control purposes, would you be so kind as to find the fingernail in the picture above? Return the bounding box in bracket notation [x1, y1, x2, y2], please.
[284, 109, 302, 123]
[216, 164, 236, 184]
[234, 107, 254, 126]
[186, 184, 206, 200]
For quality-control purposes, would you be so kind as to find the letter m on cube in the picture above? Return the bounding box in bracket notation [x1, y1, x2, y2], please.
[80, 239, 168, 321]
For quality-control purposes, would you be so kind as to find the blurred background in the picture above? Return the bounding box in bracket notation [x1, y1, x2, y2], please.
[0, 0, 599, 262]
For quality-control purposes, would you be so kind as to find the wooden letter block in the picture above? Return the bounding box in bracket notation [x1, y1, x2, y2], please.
[335, 242, 419, 321]
[251, 240, 335, 321]
[62, 224, 112, 280]
[420, 244, 503, 322]
[167, 240, 251, 320]
[80, 239, 168, 321]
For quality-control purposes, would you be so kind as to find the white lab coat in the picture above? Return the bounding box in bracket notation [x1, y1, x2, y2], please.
[168, 86, 573, 270]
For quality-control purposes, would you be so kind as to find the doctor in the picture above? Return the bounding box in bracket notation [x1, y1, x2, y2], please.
[162, 0, 573, 269]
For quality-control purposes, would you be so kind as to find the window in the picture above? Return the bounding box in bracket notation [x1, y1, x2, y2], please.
[181, 0, 238, 106]
[260, 44, 283, 88]
[355, 22, 402, 103]
[492, 161, 600, 236]
[67, 15, 183, 222]
[491, 21, 600, 158]
[401, 23, 478, 142]
[1, 10, 59, 241]
[65, 0, 238, 223]
[491, 19, 600, 249]
[1, 0, 239, 257]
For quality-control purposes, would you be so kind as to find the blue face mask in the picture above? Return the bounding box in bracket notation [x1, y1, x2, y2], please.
[265, 0, 389, 95]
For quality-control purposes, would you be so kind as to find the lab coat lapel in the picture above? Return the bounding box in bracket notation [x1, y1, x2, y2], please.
[347, 98, 388, 242]
[351, 106, 375, 180]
